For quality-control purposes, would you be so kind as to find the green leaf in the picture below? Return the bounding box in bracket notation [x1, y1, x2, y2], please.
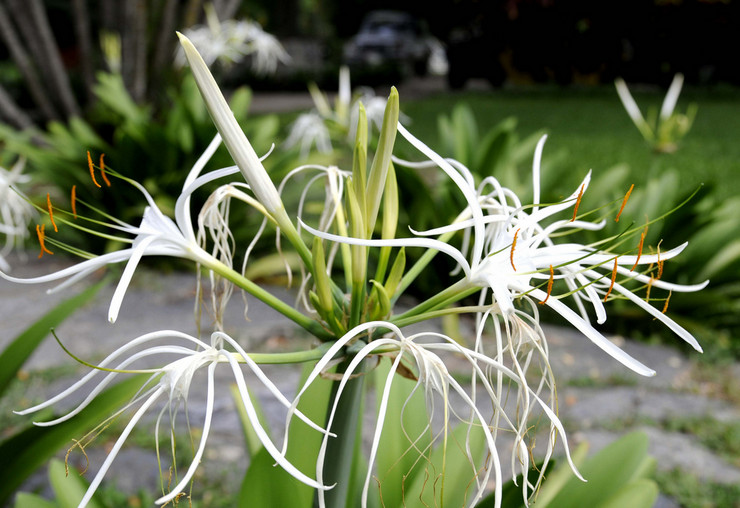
[13, 492, 56, 508]
[0, 374, 151, 505]
[0, 280, 105, 397]
[530, 442, 589, 508]
[49, 458, 102, 508]
[542, 432, 651, 508]
[229, 384, 271, 458]
[598, 478, 658, 508]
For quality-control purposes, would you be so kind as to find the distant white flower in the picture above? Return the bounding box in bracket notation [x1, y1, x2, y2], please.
[176, 12, 289, 74]
[15, 329, 329, 507]
[284, 112, 333, 158]
[286, 321, 581, 508]
[0, 157, 36, 271]
[615, 74, 696, 153]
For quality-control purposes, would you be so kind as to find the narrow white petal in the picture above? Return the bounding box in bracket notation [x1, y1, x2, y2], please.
[532, 287, 656, 376]
[78, 387, 165, 508]
[660, 73, 684, 121]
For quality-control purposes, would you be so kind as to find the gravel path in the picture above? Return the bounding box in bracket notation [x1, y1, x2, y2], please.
[2, 251, 739, 506]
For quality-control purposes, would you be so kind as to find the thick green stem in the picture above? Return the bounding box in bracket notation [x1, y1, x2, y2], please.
[319, 357, 366, 508]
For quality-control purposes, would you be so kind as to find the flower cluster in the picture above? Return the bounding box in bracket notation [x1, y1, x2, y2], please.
[3, 34, 707, 508]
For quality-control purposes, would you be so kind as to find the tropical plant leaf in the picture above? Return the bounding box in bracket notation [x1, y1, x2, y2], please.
[0, 280, 105, 396]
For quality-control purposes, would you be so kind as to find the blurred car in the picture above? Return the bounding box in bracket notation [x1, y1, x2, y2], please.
[343, 11, 434, 77]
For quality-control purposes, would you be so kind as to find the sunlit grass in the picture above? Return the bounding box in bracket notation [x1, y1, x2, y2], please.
[401, 84, 740, 201]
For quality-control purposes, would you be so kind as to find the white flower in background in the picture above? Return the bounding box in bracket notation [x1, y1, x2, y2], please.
[15, 330, 329, 507]
[285, 321, 581, 508]
[615, 73, 697, 153]
[0, 157, 36, 271]
[176, 6, 289, 74]
[0, 137, 237, 323]
[284, 112, 333, 158]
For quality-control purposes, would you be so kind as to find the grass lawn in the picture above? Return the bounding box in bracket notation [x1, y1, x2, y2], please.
[400, 84, 740, 201]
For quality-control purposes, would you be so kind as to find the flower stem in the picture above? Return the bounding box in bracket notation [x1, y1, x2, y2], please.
[201, 253, 332, 341]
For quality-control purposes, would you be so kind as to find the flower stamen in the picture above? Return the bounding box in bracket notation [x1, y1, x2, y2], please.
[603, 257, 618, 302]
[99, 154, 111, 187]
[656, 242, 664, 280]
[510, 228, 520, 271]
[646, 276, 654, 301]
[571, 184, 585, 222]
[71, 185, 77, 219]
[87, 151, 102, 188]
[47, 193, 58, 232]
[539, 265, 554, 305]
[662, 290, 673, 313]
[36, 224, 53, 258]
[615, 183, 634, 222]
[630, 225, 648, 271]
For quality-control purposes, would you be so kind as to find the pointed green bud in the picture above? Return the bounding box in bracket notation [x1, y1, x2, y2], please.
[312, 237, 333, 314]
[368, 280, 391, 321]
[375, 162, 399, 282]
[383, 247, 406, 298]
[345, 179, 367, 286]
[365, 87, 399, 237]
[178, 33, 284, 214]
[352, 103, 368, 219]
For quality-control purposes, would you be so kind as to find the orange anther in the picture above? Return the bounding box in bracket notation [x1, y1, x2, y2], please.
[571, 184, 585, 222]
[99, 154, 111, 187]
[615, 183, 634, 222]
[539, 265, 555, 305]
[630, 225, 648, 271]
[656, 243, 664, 280]
[46, 193, 58, 232]
[87, 151, 101, 188]
[662, 290, 672, 314]
[510, 228, 520, 271]
[36, 224, 53, 258]
[71, 185, 77, 219]
[603, 257, 618, 302]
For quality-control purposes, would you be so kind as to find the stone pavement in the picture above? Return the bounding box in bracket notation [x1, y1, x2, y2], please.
[1, 251, 739, 506]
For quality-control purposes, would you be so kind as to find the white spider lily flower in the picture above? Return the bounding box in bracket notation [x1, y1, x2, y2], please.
[284, 112, 333, 158]
[285, 321, 581, 508]
[0, 157, 36, 270]
[15, 329, 330, 507]
[0, 140, 229, 323]
[175, 10, 289, 74]
[239, 20, 291, 75]
[615, 74, 695, 152]
[179, 33, 286, 217]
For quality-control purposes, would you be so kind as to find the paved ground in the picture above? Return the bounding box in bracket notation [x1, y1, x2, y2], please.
[2, 250, 739, 506]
